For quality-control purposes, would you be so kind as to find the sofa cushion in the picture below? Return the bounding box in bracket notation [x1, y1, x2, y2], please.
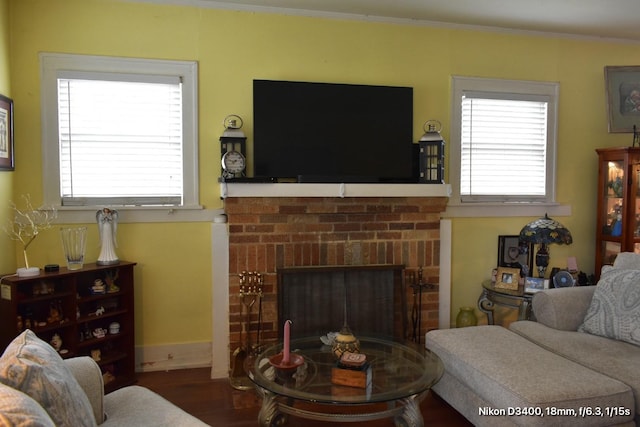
[532, 286, 595, 331]
[426, 326, 635, 426]
[510, 320, 640, 418]
[0, 330, 97, 427]
[0, 381, 55, 427]
[579, 268, 640, 346]
[612, 252, 640, 270]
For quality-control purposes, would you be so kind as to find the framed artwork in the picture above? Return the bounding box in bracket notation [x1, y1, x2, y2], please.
[524, 277, 546, 293]
[604, 66, 640, 133]
[495, 267, 521, 290]
[0, 94, 13, 171]
[497, 235, 533, 278]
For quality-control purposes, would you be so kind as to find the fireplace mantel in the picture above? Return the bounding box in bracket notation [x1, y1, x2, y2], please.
[220, 182, 451, 198]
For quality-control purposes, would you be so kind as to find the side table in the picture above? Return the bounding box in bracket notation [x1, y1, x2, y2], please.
[477, 280, 535, 325]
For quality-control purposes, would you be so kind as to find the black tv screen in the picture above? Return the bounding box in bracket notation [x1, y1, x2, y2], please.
[253, 80, 415, 183]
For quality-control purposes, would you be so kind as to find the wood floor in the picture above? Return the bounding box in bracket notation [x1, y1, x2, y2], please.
[136, 367, 472, 426]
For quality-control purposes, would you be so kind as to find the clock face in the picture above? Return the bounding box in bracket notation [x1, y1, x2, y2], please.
[221, 150, 246, 175]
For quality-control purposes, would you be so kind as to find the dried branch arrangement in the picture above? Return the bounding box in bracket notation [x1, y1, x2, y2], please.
[3, 194, 57, 269]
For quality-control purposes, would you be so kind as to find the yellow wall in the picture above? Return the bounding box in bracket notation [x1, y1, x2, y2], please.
[7, 0, 639, 349]
[0, 0, 15, 274]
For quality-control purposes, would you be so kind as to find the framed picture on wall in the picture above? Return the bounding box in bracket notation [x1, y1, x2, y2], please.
[605, 65, 640, 133]
[497, 235, 533, 278]
[0, 94, 14, 171]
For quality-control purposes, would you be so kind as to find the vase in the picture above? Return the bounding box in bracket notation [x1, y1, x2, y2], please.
[456, 307, 478, 328]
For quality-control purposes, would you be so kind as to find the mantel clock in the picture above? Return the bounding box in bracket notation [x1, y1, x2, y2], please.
[220, 114, 247, 179]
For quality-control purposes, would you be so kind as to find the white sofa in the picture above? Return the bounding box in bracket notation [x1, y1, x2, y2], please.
[0, 330, 208, 426]
[426, 253, 640, 426]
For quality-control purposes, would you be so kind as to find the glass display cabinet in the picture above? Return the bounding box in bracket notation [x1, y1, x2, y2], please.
[595, 147, 640, 277]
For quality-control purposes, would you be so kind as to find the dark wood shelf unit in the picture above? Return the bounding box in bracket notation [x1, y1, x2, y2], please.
[0, 261, 136, 393]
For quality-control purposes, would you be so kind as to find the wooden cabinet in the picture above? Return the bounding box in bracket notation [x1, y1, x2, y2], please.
[0, 262, 136, 392]
[595, 147, 640, 277]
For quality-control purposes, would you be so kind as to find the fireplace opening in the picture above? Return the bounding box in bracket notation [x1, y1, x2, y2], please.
[277, 265, 407, 342]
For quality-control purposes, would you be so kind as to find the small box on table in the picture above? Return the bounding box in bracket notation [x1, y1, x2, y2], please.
[330, 352, 371, 389]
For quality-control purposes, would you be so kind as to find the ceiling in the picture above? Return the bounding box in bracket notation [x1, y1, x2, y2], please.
[145, 0, 640, 42]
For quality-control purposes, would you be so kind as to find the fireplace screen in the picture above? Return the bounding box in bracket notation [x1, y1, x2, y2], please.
[277, 265, 407, 341]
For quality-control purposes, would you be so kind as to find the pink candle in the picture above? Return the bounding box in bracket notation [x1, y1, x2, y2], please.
[282, 319, 292, 364]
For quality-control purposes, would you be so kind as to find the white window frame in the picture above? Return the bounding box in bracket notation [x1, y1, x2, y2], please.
[40, 53, 209, 223]
[447, 76, 570, 218]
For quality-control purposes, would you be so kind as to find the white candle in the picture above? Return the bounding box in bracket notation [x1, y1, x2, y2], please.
[283, 319, 292, 364]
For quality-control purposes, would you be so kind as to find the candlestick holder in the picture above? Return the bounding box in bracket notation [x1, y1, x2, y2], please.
[269, 352, 305, 381]
[268, 352, 304, 371]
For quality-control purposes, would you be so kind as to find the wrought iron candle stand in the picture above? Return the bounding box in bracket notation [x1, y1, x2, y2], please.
[408, 267, 435, 343]
[229, 271, 264, 390]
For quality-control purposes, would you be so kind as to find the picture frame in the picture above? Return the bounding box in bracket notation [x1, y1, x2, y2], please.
[524, 277, 546, 293]
[604, 66, 640, 133]
[0, 94, 13, 171]
[495, 267, 521, 290]
[497, 235, 533, 278]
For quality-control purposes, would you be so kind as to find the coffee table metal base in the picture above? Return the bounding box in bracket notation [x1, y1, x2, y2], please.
[256, 387, 425, 427]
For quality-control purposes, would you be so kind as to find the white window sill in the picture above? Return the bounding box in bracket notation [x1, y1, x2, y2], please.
[444, 202, 572, 218]
[51, 206, 225, 224]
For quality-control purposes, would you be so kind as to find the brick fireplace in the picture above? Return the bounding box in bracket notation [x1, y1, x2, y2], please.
[219, 188, 448, 366]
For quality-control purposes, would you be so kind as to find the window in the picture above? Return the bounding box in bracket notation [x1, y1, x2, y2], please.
[41, 53, 199, 210]
[450, 76, 559, 207]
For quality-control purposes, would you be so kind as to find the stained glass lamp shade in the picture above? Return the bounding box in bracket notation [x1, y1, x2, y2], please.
[519, 214, 573, 278]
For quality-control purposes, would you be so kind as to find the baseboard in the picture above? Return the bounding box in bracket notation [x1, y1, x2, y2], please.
[135, 341, 212, 373]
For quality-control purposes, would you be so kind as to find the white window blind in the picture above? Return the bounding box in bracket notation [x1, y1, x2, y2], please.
[57, 75, 183, 206]
[460, 92, 549, 202]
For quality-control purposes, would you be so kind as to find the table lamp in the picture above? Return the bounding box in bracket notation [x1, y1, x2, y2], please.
[519, 214, 573, 278]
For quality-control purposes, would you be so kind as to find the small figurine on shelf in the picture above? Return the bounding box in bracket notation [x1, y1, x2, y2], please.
[33, 281, 54, 296]
[16, 316, 23, 332]
[105, 270, 120, 293]
[103, 371, 115, 384]
[83, 324, 92, 341]
[109, 322, 120, 334]
[91, 279, 106, 295]
[50, 333, 62, 352]
[608, 176, 624, 198]
[47, 302, 62, 324]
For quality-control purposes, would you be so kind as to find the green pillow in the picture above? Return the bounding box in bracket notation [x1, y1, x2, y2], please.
[0, 330, 97, 427]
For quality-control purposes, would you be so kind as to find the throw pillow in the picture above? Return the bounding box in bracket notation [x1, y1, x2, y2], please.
[612, 252, 640, 270]
[579, 268, 640, 346]
[0, 382, 55, 427]
[0, 330, 97, 427]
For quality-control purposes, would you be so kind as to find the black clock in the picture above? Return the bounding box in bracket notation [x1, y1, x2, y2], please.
[220, 114, 247, 179]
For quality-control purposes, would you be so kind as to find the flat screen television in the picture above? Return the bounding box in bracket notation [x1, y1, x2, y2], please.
[253, 80, 416, 183]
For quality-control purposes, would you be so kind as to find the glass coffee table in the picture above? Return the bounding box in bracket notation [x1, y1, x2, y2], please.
[246, 336, 443, 427]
